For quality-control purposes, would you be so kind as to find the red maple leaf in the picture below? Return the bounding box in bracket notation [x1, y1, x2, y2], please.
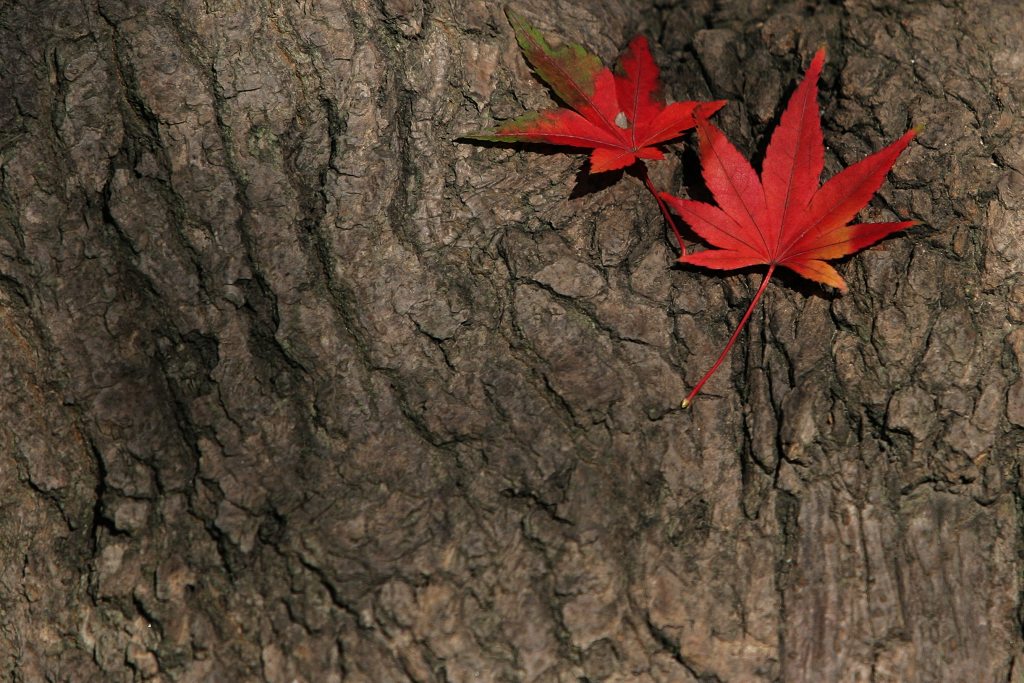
[661, 49, 918, 407]
[466, 9, 725, 251]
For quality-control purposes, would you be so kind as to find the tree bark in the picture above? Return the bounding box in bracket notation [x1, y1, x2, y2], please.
[1, 0, 1022, 680]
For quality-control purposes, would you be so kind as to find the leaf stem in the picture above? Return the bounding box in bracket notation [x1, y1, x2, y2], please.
[682, 264, 776, 408]
[640, 166, 686, 255]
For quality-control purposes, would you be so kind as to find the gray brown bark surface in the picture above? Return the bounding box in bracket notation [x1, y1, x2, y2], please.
[1, 0, 1022, 680]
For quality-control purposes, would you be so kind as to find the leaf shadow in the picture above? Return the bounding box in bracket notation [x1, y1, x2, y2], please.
[772, 267, 838, 299]
[673, 144, 713, 204]
[570, 163, 623, 198]
[679, 262, 763, 282]
[679, 260, 839, 300]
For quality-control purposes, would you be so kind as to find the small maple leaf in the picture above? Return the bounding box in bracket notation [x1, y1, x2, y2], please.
[661, 48, 918, 407]
[466, 9, 725, 174]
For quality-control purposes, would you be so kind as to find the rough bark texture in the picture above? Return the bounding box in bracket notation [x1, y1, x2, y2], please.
[1, 0, 1022, 681]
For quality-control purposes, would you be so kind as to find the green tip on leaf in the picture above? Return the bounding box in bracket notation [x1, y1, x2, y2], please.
[501, 6, 603, 109]
[503, 7, 527, 32]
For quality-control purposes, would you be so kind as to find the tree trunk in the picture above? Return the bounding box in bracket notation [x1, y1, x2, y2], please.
[2, 0, 1022, 680]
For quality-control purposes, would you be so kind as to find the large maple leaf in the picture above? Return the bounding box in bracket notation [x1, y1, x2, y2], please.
[465, 10, 724, 253]
[661, 49, 918, 407]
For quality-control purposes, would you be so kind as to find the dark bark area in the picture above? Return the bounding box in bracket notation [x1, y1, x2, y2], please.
[1, 0, 1022, 680]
